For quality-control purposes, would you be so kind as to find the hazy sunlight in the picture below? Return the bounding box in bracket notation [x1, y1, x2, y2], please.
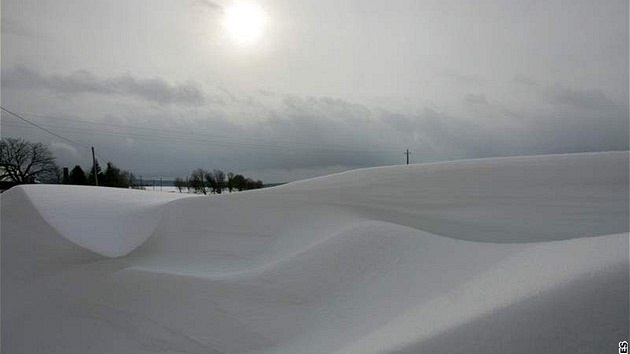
[223, 2, 268, 46]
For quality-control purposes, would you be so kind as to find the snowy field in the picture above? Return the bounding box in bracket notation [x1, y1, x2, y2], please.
[141, 185, 183, 193]
[1, 151, 628, 353]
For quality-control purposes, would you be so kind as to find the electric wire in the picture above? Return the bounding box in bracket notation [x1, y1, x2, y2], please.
[1, 106, 110, 162]
[2, 114, 398, 155]
[1, 106, 91, 149]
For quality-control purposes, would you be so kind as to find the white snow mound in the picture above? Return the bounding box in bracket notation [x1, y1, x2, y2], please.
[15, 185, 192, 257]
[1, 151, 628, 354]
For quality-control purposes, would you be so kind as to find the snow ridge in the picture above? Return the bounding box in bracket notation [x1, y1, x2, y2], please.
[15, 185, 193, 257]
[1, 151, 628, 354]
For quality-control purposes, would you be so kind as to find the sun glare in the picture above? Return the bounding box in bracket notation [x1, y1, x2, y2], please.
[223, 2, 267, 46]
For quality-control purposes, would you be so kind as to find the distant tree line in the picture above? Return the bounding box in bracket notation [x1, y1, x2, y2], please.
[174, 169, 264, 194]
[65, 161, 137, 188]
[1, 138, 265, 193]
[1, 138, 136, 188]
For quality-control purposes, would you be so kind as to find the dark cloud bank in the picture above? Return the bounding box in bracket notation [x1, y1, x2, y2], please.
[2, 67, 628, 181]
[3, 66, 206, 105]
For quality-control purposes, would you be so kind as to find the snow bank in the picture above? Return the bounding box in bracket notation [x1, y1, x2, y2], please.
[1, 152, 628, 354]
[14, 185, 193, 257]
[282, 151, 629, 242]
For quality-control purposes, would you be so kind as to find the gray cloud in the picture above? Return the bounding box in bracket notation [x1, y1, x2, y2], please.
[1, 18, 39, 38]
[464, 93, 488, 105]
[379, 107, 509, 160]
[2, 88, 627, 182]
[0, 0, 626, 182]
[193, 0, 223, 13]
[531, 87, 629, 153]
[3, 67, 207, 105]
[548, 87, 617, 111]
[248, 96, 385, 169]
[443, 71, 484, 85]
[513, 75, 538, 86]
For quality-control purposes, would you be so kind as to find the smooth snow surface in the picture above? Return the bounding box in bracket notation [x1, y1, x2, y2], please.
[2, 152, 628, 354]
[17, 185, 192, 257]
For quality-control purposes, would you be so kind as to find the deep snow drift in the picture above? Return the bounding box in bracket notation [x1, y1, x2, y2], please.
[2, 151, 628, 354]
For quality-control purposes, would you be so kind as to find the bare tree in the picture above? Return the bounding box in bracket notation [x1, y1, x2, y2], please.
[233, 174, 246, 191]
[41, 164, 63, 184]
[174, 177, 187, 193]
[205, 170, 217, 194]
[0, 138, 59, 183]
[226, 172, 235, 193]
[189, 168, 207, 194]
[205, 169, 226, 194]
[212, 169, 225, 194]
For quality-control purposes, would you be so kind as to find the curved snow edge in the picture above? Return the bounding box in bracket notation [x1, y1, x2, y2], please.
[334, 232, 629, 354]
[15, 185, 193, 258]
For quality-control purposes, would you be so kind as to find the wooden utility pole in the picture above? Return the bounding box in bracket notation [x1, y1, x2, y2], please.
[404, 149, 411, 165]
[91, 147, 99, 186]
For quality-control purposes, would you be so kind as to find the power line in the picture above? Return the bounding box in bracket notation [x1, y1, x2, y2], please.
[2, 119, 397, 155]
[13, 111, 400, 153]
[1, 107, 416, 176]
[0, 106, 90, 150]
[1, 106, 111, 165]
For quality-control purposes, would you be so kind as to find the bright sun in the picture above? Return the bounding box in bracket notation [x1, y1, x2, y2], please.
[223, 2, 267, 46]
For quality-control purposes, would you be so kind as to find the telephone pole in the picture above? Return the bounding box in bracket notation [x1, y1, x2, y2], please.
[404, 149, 411, 165]
[91, 146, 99, 186]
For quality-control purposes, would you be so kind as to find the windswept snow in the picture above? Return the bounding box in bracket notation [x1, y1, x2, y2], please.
[17, 185, 192, 257]
[2, 151, 628, 354]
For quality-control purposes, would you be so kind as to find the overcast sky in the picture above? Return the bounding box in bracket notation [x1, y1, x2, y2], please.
[1, 0, 628, 182]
